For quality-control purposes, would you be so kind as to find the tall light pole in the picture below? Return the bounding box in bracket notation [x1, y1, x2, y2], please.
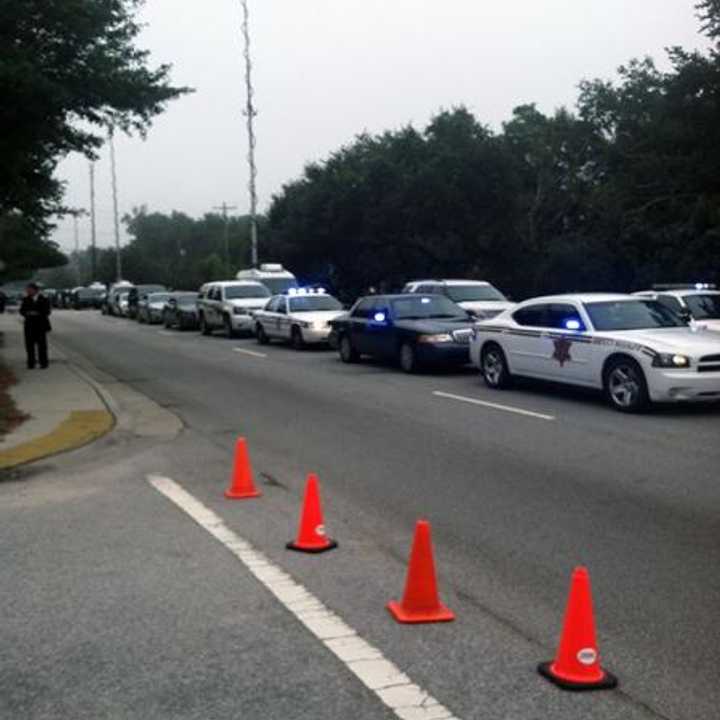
[240, 0, 259, 267]
[89, 161, 97, 280]
[213, 202, 238, 273]
[109, 126, 123, 282]
[69, 208, 87, 285]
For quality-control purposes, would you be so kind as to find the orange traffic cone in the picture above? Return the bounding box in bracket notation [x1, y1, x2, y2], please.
[224, 437, 261, 499]
[538, 566, 617, 690]
[387, 519, 455, 624]
[286, 474, 337, 553]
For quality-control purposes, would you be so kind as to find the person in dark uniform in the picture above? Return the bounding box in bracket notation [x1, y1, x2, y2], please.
[19, 283, 52, 369]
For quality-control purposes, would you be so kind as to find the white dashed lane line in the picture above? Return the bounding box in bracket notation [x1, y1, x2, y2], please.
[148, 475, 460, 720]
[233, 347, 268, 359]
[432, 390, 556, 421]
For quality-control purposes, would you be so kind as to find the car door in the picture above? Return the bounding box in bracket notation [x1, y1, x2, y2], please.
[260, 297, 280, 337]
[364, 298, 395, 358]
[505, 304, 551, 376]
[540, 303, 594, 384]
[348, 298, 375, 354]
[274, 297, 291, 339]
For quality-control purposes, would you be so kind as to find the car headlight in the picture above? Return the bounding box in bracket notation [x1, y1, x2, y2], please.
[652, 353, 690, 368]
[417, 333, 453, 344]
[233, 307, 249, 315]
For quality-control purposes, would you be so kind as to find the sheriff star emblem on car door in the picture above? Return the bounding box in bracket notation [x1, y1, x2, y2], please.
[552, 337, 573, 367]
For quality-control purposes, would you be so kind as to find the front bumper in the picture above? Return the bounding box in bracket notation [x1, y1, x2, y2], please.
[648, 369, 720, 402]
[298, 326, 333, 344]
[415, 343, 470, 367]
[231, 314, 255, 331]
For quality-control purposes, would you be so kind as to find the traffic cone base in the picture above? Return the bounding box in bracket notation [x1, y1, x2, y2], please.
[224, 486, 261, 500]
[538, 662, 618, 691]
[286, 538, 338, 554]
[286, 474, 337, 553]
[387, 599, 455, 624]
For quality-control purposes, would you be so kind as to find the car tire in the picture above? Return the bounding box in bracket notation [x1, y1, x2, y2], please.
[291, 326, 305, 350]
[481, 343, 512, 389]
[256, 323, 270, 345]
[200, 315, 211, 336]
[603, 356, 649, 413]
[339, 335, 359, 363]
[399, 343, 419, 373]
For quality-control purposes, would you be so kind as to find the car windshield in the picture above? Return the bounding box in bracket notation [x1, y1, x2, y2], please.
[263, 278, 297, 294]
[225, 285, 271, 299]
[584, 300, 686, 331]
[683, 294, 720, 320]
[391, 295, 466, 320]
[289, 296, 342, 312]
[445, 285, 507, 302]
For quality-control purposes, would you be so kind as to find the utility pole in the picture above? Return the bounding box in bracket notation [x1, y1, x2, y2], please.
[109, 126, 123, 282]
[89, 162, 97, 280]
[240, 0, 259, 267]
[69, 208, 87, 285]
[213, 202, 238, 273]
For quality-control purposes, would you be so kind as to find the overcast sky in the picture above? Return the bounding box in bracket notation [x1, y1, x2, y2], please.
[52, 0, 707, 255]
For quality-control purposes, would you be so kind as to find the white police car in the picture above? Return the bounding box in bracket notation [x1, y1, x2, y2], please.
[633, 284, 720, 332]
[253, 288, 346, 349]
[470, 293, 720, 412]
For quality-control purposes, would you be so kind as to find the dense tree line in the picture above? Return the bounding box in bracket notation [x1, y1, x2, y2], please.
[266, 2, 720, 300]
[39, 208, 260, 290]
[0, 0, 187, 279]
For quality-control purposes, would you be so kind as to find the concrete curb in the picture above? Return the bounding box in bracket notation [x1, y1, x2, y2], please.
[0, 408, 114, 470]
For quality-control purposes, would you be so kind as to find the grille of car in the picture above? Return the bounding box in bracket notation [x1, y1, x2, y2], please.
[698, 354, 720, 373]
[452, 329, 473, 344]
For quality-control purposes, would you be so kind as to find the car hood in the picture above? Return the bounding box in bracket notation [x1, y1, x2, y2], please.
[597, 327, 720, 356]
[395, 318, 475, 333]
[227, 298, 269, 309]
[457, 300, 515, 314]
[290, 310, 346, 323]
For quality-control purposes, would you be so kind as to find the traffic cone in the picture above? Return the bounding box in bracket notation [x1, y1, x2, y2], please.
[387, 520, 455, 623]
[286, 474, 337, 553]
[224, 437, 261, 499]
[538, 566, 618, 690]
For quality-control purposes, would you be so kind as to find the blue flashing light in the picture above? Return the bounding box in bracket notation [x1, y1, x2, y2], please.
[373, 312, 386, 323]
[565, 319, 581, 331]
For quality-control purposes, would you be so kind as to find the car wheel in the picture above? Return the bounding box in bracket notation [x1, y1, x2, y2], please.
[339, 335, 359, 363]
[604, 357, 649, 413]
[256, 323, 270, 344]
[200, 315, 211, 336]
[291, 326, 305, 350]
[481, 343, 512, 389]
[399, 343, 419, 373]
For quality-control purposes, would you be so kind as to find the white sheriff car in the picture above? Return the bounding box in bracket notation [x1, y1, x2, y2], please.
[253, 289, 346, 349]
[470, 293, 720, 412]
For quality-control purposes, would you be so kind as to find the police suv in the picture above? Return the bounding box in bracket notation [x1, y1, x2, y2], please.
[402, 279, 514, 319]
[197, 281, 270, 337]
[253, 289, 345, 348]
[633, 284, 720, 332]
[470, 293, 720, 412]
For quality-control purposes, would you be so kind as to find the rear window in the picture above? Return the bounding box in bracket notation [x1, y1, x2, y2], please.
[445, 284, 507, 303]
[225, 284, 271, 299]
[391, 295, 465, 320]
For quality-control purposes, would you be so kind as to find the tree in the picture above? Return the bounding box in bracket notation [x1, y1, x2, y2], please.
[0, 0, 189, 276]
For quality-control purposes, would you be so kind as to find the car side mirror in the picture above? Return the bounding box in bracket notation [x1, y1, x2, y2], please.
[679, 309, 692, 324]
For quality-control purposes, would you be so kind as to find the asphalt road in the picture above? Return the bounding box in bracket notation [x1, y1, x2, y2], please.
[6, 309, 720, 720]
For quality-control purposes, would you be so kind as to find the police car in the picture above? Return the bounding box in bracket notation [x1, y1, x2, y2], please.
[633, 284, 720, 332]
[253, 288, 345, 349]
[470, 293, 720, 412]
[402, 279, 514, 319]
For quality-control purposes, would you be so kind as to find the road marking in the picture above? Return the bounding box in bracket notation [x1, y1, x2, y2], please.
[432, 391, 556, 421]
[233, 347, 267, 359]
[148, 475, 460, 720]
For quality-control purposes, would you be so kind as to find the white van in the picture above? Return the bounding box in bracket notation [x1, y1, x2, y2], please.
[236, 264, 298, 295]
